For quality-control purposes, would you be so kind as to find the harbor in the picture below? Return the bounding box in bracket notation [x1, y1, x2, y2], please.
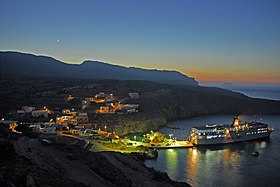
[145, 114, 280, 187]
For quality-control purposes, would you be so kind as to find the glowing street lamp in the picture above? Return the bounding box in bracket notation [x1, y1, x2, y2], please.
[169, 134, 173, 139]
[134, 135, 137, 141]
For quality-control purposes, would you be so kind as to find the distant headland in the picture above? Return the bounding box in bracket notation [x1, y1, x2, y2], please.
[0, 51, 198, 86]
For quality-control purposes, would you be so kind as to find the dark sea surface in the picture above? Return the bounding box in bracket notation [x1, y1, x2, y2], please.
[233, 90, 280, 101]
[145, 115, 280, 187]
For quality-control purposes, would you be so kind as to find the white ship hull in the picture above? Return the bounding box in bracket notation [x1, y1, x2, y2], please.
[195, 131, 272, 146]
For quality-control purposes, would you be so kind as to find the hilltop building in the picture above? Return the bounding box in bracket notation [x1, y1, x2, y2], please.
[129, 93, 139, 99]
[17, 106, 36, 114]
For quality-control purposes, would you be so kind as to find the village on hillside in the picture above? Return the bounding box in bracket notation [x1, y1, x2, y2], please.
[1, 90, 192, 154]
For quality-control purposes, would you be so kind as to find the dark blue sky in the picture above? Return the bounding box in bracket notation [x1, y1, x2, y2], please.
[0, 0, 279, 83]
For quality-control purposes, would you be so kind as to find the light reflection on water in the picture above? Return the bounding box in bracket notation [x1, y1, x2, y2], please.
[166, 149, 178, 175]
[145, 115, 280, 187]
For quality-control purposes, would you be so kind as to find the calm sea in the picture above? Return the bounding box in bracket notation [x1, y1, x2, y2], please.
[145, 115, 280, 187]
[233, 90, 280, 101]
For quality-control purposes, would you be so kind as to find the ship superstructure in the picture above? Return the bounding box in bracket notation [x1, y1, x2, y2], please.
[188, 117, 273, 145]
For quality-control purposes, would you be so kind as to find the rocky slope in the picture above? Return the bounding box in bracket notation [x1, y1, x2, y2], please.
[0, 128, 190, 187]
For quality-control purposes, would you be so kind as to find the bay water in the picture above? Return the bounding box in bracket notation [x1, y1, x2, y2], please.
[145, 115, 280, 187]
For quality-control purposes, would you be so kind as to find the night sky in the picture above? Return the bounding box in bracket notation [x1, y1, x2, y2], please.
[0, 0, 279, 83]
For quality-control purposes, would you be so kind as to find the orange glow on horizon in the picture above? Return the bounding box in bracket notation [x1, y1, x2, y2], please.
[183, 70, 280, 84]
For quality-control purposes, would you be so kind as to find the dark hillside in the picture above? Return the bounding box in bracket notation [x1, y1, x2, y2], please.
[1, 77, 279, 134]
[0, 51, 198, 86]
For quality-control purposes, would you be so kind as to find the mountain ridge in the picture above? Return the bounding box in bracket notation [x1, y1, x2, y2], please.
[0, 51, 198, 86]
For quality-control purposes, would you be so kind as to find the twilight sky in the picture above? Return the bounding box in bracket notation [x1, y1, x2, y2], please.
[0, 0, 280, 83]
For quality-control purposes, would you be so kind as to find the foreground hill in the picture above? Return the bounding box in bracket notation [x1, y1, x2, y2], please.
[0, 134, 189, 187]
[0, 51, 198, 86]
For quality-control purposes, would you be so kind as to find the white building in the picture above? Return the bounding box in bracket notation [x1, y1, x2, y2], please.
[22, 106, 35, 113]
[40, 125, 56, 134]
[95, 92, 106, 98]
[129, 93, 139, 99]
[31, 110, 48, 118]
[17, 110, 25, 115]
[30, 122, 56, 134]
[29, 124, 41, 133]
[80, 129, 98, 136]
[61, 119, 78, 127]
[127, 108, 138, 113]
[77, 112, 89, 123]
[119, 104, 139, 113]
[120, 104, 139, 110]
[17, 106, 35, 114]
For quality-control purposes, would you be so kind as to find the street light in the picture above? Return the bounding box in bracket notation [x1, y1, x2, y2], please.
[169, 134, 173, 139]
[134, 135, 137, 141]
[105, 125, 107, 131]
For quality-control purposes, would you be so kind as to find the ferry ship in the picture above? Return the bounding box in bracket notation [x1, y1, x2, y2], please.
[188, 117, 273, 146]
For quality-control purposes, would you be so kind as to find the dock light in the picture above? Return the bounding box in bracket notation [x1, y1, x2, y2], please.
[168, 149, 174, 152]
[169, 134, 173, 139]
